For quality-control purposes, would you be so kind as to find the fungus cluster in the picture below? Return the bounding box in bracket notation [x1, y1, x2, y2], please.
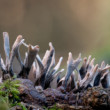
[0, 32, 110, 110]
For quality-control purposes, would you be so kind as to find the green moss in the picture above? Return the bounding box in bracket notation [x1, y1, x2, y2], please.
[0, 79, 27, 110]
[44, 104, 62, 110]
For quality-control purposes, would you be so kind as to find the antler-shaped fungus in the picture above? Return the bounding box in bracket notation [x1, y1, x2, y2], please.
[23, 42, 64, 89]
[1, 32, 110, 94]
[1, 32, 24, 80]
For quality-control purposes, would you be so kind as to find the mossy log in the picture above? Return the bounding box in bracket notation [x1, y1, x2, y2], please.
[18, 78, 110, 110]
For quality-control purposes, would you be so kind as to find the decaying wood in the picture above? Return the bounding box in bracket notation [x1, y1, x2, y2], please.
[1, 32, 110, 110]
[18, 78, 110, 110]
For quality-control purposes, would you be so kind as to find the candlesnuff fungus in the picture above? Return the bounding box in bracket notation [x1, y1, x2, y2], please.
[0, 32, 110, 110]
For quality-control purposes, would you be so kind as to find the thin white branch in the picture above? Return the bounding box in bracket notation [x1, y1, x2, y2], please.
[9, 35, 24, 70]
[24, 45, 39, 69]
[63, 53, 82, 88]
[3, 32, 10, 67]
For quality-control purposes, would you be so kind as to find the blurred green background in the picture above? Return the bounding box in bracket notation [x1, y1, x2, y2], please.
[0, 0, 110, 68]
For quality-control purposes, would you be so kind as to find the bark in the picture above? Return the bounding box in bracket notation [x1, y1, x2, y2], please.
[18, 78, 110, 110]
